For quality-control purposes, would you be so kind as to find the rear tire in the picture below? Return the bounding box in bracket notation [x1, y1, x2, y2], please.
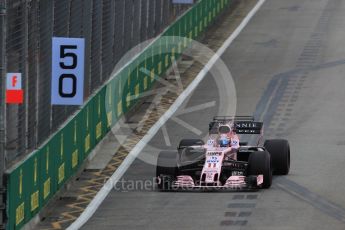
[178, 139, 204, 150]
[156, 151, 178, 190]
[247, 151, 272, 188]
[264, 139, 290, 175]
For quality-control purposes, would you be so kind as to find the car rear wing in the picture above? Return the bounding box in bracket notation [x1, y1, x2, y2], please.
[209, 116, 263, 135]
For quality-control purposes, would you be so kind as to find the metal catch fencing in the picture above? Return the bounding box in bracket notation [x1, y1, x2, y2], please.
[1, 0, 189, 167]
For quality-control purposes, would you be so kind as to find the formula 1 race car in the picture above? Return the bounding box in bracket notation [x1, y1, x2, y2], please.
[156, 116, 290, 190]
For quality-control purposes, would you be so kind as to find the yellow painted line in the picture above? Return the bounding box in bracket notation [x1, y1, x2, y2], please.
[51, 222, 62, 229]
[47, 151, 137, 228]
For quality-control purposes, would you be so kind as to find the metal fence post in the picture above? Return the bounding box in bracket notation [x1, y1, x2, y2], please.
[0, 0, 7, 227]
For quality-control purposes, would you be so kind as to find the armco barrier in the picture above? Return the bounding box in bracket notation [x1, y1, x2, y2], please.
[5, 0, 231, 229]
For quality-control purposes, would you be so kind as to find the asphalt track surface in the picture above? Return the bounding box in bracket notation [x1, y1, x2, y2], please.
[82, 0, 345, 229]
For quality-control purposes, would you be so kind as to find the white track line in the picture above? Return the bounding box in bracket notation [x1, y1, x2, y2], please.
[68, 1, 266, 229]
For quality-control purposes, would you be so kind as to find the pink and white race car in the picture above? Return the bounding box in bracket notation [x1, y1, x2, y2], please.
[156, 116, 290, 190]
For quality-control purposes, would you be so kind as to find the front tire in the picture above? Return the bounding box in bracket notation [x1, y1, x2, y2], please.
[156, 151, 178, 190]
[247, 151, 272, 188]
[264, 139, 290, 175]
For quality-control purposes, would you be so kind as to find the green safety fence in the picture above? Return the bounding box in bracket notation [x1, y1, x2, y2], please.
[5, 0, 231, 229]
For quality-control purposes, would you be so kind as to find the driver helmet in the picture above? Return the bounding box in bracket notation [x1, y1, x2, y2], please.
[219, 134, 230, 147]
